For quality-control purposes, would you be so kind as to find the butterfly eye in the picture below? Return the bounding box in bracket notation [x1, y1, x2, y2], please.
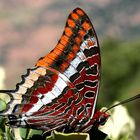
[8, 114, 17, 120]
[7, 115, 18, 126]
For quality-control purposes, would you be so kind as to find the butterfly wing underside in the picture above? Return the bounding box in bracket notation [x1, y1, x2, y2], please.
[2, 8, 100, 132]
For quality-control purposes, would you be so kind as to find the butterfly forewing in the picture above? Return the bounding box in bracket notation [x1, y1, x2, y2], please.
[1, 8, 100, 132]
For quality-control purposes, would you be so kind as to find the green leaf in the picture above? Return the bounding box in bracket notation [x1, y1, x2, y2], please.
[46, 130, 89, 140]
[20, 128, 42, 139]
[0, 98, 7, 112]
[0, 128, 4, 140]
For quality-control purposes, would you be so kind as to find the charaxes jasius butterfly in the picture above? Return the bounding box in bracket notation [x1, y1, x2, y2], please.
[0, 8, 110, 133]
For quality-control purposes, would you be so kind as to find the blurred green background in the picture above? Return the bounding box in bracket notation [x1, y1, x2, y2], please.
[0, 0, 140, 139]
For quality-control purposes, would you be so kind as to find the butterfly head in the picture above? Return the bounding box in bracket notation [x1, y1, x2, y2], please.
[1, 113, 25, 128]
[6, 114, 19, 127]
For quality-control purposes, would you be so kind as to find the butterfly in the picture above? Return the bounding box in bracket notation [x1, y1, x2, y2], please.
[0, 8, 109, 133]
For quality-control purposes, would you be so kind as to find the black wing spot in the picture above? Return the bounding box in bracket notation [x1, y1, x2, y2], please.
[76, 82, 84, 90]
[86, 64, 98, 75]
[85, 80, 98, 87]
[55, 103, 65, 110]
[86, 103, 92, 108]
[77, 105, 84, 115]
[70, 72, 80, 82]
[84, 34, 89, 40]
[88, 28, 94, 36]
[85, 91, 95, 98]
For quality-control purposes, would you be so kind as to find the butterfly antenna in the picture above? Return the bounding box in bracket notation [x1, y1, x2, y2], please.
[0, 114, 8, 118]
[105, 94, 140, 112]
[0, 90, 14, 93]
